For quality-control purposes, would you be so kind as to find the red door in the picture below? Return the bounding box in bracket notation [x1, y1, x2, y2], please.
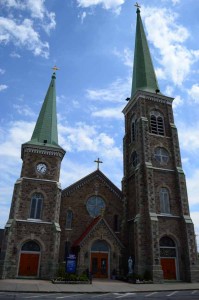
[91, 253, 108, 278]
[161, 258, 176, 280]
[18, 253, 39, 276]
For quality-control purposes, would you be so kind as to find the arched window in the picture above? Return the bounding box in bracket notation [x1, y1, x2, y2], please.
[21, 241, 40, 252]
[150, 111, 165, 135]
[159, 236, 176, 258]
[130, 151, 138, 167]
[30, 193, 43, 219]
[66, 210, 73, 229]
[91, 240, 109, 252]
[154, 147, 169, 164]
[131, 117, 137, 142]
[160, 188, 170, 214]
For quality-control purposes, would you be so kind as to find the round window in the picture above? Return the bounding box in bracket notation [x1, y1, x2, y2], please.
[154, 147, 169, 164]
[86, 196, 105, 218]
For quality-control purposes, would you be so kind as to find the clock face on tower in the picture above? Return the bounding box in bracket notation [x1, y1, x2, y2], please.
[36, 163, 47, 174]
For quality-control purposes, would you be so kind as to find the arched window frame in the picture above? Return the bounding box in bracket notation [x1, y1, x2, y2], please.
[160, 187, 171, 214]
[29, 193, 43, 219]
[159, 236, 176, 258]
[154, 147, 169, 164]
[21, 240, 40, 252]
[65, 210, 73, 229]
[150, 111, 165, 136]
[130, 151, 138, 167]
[131, 116, 137, 142]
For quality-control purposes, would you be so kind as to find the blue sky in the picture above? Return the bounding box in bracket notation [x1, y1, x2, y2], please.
[1, 0, 199, 246]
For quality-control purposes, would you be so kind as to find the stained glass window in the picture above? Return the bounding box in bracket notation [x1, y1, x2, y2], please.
[160, 188, 170, 214]
[86, 196, 105, 218]
[66, 210, 73, 229]
[30, 193, 43, 219]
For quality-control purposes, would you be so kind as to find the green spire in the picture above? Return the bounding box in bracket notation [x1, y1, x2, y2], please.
[26, 72, 61, 148]
[131, 8, 160, 97]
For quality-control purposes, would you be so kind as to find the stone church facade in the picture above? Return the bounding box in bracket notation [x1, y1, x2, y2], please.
[0, 8, 199, 282]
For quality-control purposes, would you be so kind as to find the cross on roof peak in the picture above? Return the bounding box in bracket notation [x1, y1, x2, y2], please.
[94, 158, 103, 170]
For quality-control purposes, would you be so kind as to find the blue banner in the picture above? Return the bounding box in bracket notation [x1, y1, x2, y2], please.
[66, 254, 76, 273]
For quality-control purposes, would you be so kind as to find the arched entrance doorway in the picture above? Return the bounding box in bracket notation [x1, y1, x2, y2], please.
[160, 236, 177, 280]
[90, 240, 109, 278]
[18, 241, 40, 277]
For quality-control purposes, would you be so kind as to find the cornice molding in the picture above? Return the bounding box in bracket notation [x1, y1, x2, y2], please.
[21, 144, 65, 159]
[123, 90, 174, 115]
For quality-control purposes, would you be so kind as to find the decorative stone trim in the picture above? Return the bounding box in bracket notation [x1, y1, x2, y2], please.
[63, 171, 122, 199]
[183, 215, 193, 224]
[78, 218, 124, 249]
[176, 167, 184, 174]
[123, 91, 174, 115]
[149, 212, 158, 221]
[16, 219, 53, 225]
[22, 144, 65, 159]
[22, 177, 59, 184]
[157, 214, 180, 218]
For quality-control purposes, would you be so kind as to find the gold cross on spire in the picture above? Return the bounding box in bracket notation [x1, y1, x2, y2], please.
[94, 158, 103, 170]
[134, 2, 141, 9]
[52, 65, 59, 72]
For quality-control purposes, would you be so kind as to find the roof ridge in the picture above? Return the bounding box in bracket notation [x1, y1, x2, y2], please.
[62, 169, 122, 198]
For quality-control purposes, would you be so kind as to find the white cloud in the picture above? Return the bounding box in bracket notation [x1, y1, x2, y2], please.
[172, 95, 183, 109]
[77, 0, 125, 13]
[0, 121, 34, 157]
[78, 11, 87, 23]
[142, 6, 199, 86]
[91, 106, 123, 119]
[0, 84, 8, 91]
[0, 17, 49, 58]
[58, 121, 122, 159]
[0, 68, 5, 75]
[113, 47, 133, 67]
[178, 122, 199, 152]
[10, 51, 21, 58]
[2, 0, 56, 32]
[86, 77, 131, 102]
[188, 84, 199, 103]
[187, 170, 199, 206]
[13, 104, 36, 117]
[161, 0, 180, 4]
[1, 0, 56, 56]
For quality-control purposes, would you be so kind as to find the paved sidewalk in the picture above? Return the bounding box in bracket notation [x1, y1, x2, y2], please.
[0, 279, 199, 293]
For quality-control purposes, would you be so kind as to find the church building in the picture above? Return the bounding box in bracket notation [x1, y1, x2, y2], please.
[0, 7, 199, 282]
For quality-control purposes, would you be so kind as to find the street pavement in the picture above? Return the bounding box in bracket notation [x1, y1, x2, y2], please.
[0, 279, 199, 294]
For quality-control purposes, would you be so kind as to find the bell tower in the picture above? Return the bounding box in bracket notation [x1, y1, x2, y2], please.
[123, 7, 199, 282]
[2, 71, 65, 279]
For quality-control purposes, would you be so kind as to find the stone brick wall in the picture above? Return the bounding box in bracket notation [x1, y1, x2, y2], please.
[59, 173, 123, 262]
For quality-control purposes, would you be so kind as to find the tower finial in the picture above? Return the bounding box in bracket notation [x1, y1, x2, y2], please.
[52, 65, 59, 72]
[134, 2, 141, 12]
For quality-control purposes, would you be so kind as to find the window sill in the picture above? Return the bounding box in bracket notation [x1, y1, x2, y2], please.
[65, 228, 72, 230]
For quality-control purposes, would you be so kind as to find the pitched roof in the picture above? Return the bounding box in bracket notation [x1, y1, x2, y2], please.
[24, 72, 63, 149]
[131, 8, 160, 97]
[62, 169, 123, 199]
